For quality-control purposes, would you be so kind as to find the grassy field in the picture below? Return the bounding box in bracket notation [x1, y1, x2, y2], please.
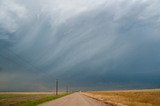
[85, 89, 160, 106]
[0, 92, 69, 106]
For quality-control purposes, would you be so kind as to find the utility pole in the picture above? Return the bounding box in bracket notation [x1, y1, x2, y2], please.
[66, 85, 69, 93]
[55, 79, 58, 95]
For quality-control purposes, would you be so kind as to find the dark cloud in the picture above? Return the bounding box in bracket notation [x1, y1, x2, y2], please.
[0, 0, 160, 91]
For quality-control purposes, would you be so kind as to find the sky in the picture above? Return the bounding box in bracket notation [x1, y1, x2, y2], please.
[0, 0, 160, 91]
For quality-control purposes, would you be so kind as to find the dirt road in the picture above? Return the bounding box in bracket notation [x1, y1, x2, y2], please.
[39, 93, 111, 106]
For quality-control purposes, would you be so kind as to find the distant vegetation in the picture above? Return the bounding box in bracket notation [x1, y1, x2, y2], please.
[0, 92, 69, 106]
[85, 89, 160, 106]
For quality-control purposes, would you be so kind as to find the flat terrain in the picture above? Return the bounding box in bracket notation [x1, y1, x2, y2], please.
[39, 93, 109, 106]
[85, 89, 160, 106]
[1, 89, 159, 106]
[0, 92, 67, 106]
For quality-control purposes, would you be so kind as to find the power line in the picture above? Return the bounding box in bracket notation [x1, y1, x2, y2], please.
[0, 48, 54, 83]
[0, 53, 28, 70]
[1, 48, 64, 92]
[66, 85, 69, 93]
[6, 48, 41, 72]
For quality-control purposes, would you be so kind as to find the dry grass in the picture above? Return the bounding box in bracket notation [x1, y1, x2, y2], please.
[0, 92, 64, 94]
[85, 89, 160, 106]
[0, 92, 68, 106]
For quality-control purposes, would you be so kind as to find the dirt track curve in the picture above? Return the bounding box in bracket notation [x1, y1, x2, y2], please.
[39, 93, 111, 106]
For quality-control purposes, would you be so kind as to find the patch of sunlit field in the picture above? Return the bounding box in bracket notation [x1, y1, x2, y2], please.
[0, 92, 68, 106]
[85, 89, 160, 106]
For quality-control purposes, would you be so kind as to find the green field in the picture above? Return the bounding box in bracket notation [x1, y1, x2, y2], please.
[0, 92, 69, 106]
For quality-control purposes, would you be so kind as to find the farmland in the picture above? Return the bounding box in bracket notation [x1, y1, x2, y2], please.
[85, 89, 160, 106]
[0, 92, 68, 106]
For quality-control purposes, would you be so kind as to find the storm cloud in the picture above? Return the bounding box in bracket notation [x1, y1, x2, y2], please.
[0, 0, 160, 91]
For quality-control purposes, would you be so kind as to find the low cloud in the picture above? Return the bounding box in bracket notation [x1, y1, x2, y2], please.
[0, 0, 160, 91]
